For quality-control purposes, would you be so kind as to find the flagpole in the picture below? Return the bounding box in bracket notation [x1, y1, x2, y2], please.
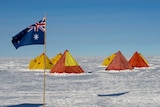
[43, 16, 47, 107]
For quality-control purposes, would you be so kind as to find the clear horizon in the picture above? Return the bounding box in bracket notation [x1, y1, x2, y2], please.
[1, 0, 160, 57]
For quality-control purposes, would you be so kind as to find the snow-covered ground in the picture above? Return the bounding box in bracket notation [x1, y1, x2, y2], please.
[0, 56, 160, 107]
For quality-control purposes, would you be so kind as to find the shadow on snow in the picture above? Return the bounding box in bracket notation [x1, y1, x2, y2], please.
[98, 91, 130, 97]
[3, 103, 43, 107]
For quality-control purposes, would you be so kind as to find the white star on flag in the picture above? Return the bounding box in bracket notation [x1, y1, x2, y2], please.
[33, 34, 39, 40]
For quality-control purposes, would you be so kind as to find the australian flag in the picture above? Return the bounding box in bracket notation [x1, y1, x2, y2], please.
[12, 17, 46, 49]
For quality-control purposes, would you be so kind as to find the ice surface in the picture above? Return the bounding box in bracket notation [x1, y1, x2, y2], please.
[0, 56, 160, 107]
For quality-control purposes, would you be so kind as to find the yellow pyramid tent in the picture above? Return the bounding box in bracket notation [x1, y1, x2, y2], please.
[28, 53, 53, 69]
[50, 53, 62, 65]
[102, 53, 116, 66]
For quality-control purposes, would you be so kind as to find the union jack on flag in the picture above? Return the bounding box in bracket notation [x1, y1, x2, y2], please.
[11, 17, 46, 49]
[28, 17, 46, 32]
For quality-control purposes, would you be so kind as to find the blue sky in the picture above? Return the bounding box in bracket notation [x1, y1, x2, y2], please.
[1, 0, 160, 57]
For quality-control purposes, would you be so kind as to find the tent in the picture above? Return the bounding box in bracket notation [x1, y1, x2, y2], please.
[102, 53, 116, 66]
[129, 51, 149, 67]
[50, 50, 84, 73]
[105, 51, 133, 70]
[28, 53, 53, 69]
[50, 53, 62, 65]
[139, 53, 149, 65]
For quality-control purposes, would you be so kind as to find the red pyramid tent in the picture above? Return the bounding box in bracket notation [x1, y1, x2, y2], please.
[129, 51, 149, 67]
[50, 50, 84, 73]
[105, 51, 133, 70]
